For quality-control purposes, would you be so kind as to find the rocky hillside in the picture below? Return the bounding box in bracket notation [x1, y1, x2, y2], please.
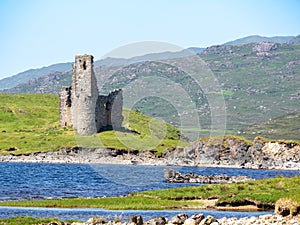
[0, 48, 199, 92]
[289, 35, 300, 44]
[4, 71, 72, 94]
[100, 42, 300, 140]
[165, 136, 300, 170]
[0, 62, 72, 90]
[2, 40, 300, 141]
[243, 113, 300, 140]
[1, 35, 295, 91]
[224, 35, 295, 45]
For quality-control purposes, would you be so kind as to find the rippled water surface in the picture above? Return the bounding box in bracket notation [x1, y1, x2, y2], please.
[0, 162, 299, 200]
[0, 162, 299, 221]
[0, 206, 273, 221]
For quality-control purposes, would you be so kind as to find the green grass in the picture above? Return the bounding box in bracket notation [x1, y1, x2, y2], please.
[1, 176, 299, 211]
[0, 196, 199, 210]
[137, 176, 300, 205]
[194, 134, 254, 147]
[243, 113, 300, 141]
[0, 94, 187, 155]
[0, 94, 75, 154]
[0, 217, 80, 225]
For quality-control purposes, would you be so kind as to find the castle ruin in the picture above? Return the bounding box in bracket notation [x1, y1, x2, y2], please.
[59, 54, 123, 135]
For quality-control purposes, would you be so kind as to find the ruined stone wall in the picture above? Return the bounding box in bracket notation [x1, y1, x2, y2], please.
[59, 86, 72, 127]
[95, 95, 108, 131]
[95, 89, 123, 131]
[108, 89, 123, 129]
[59, 54, 123, 135]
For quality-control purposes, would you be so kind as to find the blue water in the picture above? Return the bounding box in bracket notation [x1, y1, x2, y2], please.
[0, 162, 299, 221]
[0, 162, 299, 200]
[0, 206, 273, 221]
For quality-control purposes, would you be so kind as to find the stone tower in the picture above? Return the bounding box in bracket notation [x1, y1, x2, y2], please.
[59, 54, 124, 135]
[71, 55, 99, 135]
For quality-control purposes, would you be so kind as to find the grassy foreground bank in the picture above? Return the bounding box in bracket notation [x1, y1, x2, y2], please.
[1, 176, 299, 211]
[0, 217, 80, 225]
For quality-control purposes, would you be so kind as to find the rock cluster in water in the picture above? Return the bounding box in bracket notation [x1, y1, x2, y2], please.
[164, 169, 253, 183]
[43, 213, 300, 225]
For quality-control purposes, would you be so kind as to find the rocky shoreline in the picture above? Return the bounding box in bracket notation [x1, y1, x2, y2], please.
[42, 213, 300, 225]
[0, 136, 299, 170]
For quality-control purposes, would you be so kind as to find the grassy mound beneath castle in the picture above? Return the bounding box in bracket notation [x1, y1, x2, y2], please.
[0, 93, 187, 155]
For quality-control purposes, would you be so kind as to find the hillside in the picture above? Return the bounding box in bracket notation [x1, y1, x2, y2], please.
[0, 94, 185, 155]
[0, 62, 72, 90]
[199, 42, 300, 137]
[0, 35, 294, 91]
[4, 71, 72, 94]
[0, 49, 198, 92]
[99, 42, 300, 140]
[224, 35, 295, 45]
[289, 35, 300, 44]
[1, 41, 300, 141]
[242, 113, 300, 140]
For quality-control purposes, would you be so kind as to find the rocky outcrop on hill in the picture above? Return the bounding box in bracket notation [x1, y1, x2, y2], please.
[252, 42, 278, 57]
[163, 136, 300, 170]
[202, 45, 233, 55]
[253, 42, 278, 52]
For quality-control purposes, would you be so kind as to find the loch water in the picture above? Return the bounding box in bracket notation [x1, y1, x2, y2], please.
[0, 162, 299, 221]
[0, 206, 273, 221]
[1, 162, 299, 200]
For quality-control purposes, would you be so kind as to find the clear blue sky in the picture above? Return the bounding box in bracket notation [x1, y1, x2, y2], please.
[0, 0, 299, 79]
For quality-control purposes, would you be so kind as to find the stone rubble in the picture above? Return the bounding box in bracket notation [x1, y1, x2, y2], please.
[43, 214, 300, 225]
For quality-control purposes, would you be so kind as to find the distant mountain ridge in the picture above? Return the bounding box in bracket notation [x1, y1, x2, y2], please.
[0, 63, 72, 90]
[224, 35, 295, 45]
[0, 48, 202, 91]
[94, 48, 202, 67]
[0, 34, 297, 91]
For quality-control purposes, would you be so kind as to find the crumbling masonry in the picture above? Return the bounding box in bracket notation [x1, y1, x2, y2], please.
[59, 54, 123, 135]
